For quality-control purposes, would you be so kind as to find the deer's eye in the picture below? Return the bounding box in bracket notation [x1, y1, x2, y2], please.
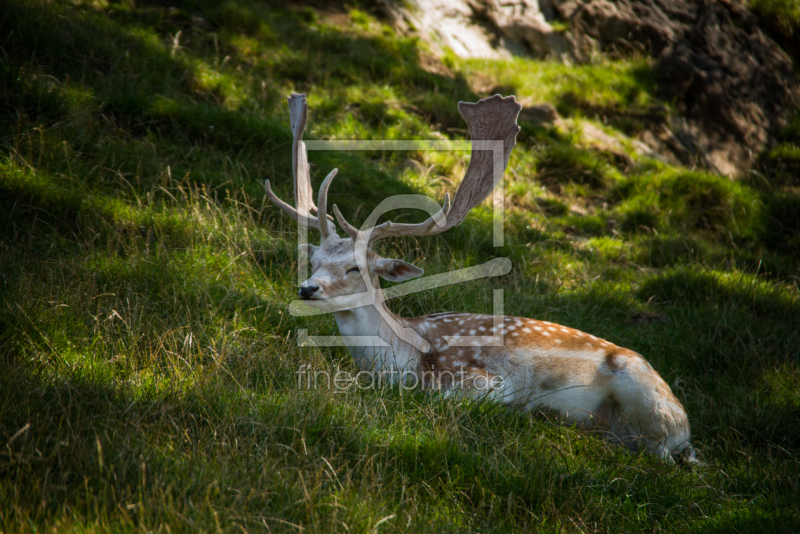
[346, 266, 360, 275]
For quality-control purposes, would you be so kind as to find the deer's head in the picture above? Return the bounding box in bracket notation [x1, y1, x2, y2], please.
[265, 93, 521, 303]
[295, 235, 423, 301]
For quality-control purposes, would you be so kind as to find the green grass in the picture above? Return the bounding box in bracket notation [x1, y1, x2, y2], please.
[1, 1, 799, 532]
[749, 0, 800, 60]
[461, 56, 661, 135]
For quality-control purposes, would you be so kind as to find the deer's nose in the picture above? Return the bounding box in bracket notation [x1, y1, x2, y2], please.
[299, 285, 320, 299]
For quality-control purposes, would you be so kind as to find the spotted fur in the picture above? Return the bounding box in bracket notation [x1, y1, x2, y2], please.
[298, 236, 698, 464]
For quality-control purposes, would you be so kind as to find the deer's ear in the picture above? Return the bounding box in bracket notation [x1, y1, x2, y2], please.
[298, 244, 319, 258]
[374, 259, 424, 282]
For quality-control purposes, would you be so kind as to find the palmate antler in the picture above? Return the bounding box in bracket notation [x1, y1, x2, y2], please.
[264, 93, 337, 240]
[333, 94, 522, 245]
[266, 93, 521, 244]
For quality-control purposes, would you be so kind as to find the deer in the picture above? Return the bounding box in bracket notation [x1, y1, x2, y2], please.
[264, 93, 699, 464]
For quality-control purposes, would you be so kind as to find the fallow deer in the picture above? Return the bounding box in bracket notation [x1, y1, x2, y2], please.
[265, 93, 698, 463]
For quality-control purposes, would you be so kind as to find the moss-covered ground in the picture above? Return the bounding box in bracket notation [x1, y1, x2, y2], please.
[1, 1, 799, 532]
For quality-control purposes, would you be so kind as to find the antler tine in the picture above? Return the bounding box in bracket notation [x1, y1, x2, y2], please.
[316, 168, 339, 241]
[265, 93, 337, 237]
[265, 179, 306, 225]
[367, 94, 521, 244]
[332, 204, 359, 240]
[367, 194, 451, 244]
[288, 93, 317, 222]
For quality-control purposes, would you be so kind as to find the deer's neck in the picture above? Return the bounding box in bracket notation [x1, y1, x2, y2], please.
[333, 282, 421, 375]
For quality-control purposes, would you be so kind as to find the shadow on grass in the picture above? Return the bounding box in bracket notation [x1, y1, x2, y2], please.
[311, 389, 736, 530]
[0, 360, 709, 531]
[760, 190, 800, 255]
[0, 363, 313, 528]
[4, 357, 798, 531]
[636, 266, 800, 319]
[0, 0, 478, 206]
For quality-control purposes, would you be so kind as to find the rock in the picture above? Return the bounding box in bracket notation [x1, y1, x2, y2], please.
[469, 0, 572, 58]
[377, 0, 799, 175]
[376, 0, 569, 59]
[376, 0, 511, 59]
[520, 103, 659, 166]
[561, 0, 799, 175]
[637, 123, 693, 167]
[555, 117, 670, 167]
[563, 0, 688, 57]
[654, 2, 797, 175]
[519, 103, 561, 125]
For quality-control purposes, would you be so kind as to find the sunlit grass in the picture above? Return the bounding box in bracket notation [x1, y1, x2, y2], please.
[1, 0, 799, 532]
[460, 55, 659, 119]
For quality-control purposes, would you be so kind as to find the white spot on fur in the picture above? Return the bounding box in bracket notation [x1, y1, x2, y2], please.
[542, 331, 550, 336]
[469, 330, 476, 335]
[522, 328, 531, 333]
[534, 326, 543, 331]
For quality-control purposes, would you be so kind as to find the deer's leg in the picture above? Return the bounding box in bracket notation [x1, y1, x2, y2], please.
[582, 398, 640, 453]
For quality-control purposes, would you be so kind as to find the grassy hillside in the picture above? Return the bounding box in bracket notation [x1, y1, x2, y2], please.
[1, 1, 799, 532]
